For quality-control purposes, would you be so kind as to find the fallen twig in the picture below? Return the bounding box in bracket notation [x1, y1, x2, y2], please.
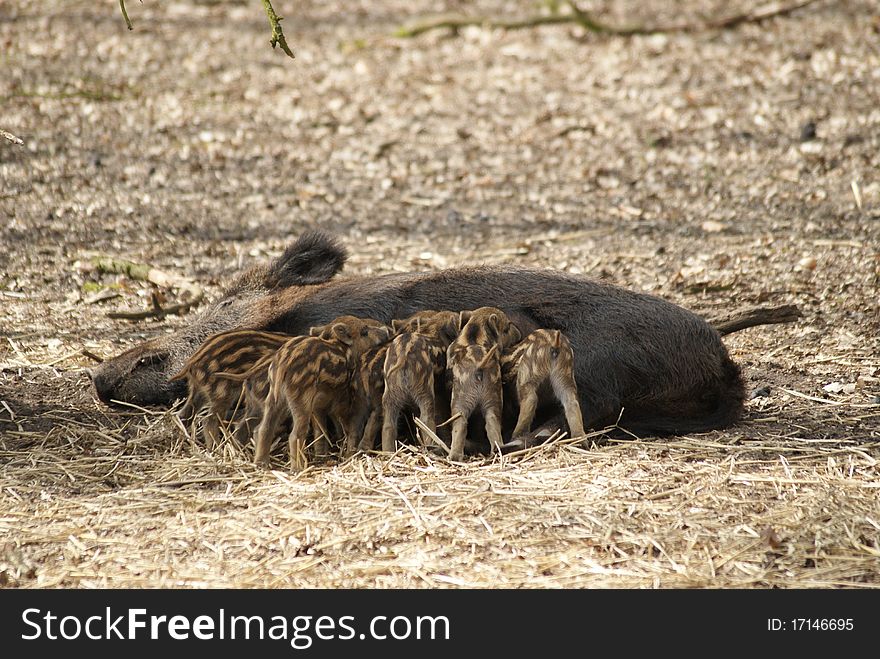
[107, 296, 204, 321]
[413, 417, 450, 454]
[92, 255, 204, 321]
[705, 0, 822, 30]
[395, 0, 823, 39]
[1, 129, 24, 146]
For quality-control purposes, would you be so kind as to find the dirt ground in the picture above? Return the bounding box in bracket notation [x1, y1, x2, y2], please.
[1, 1, 878, 588]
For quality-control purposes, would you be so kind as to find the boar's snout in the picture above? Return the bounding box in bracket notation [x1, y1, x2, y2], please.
[86, 366, 131, 405]
[89, 366, 119, 405]
[88, 343, 186, 407]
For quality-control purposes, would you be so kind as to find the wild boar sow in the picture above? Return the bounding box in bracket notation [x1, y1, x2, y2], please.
[90, 231, 746, 436]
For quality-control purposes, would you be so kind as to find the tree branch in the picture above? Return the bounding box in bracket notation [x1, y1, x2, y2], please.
[395, 0, 823, 39]
[704, 0, 822, 30]
[116, 1, 295, 59]
[261, 0, 295, 59]
[119, 0, 133, 31]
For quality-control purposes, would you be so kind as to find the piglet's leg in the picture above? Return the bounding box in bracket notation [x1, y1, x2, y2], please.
[553, 373, 586, 439]
[448, 392, 470, 462]
[203, 409, 222, 451]
[311, 413, 331, 458]
[483, 403, 505, 455]
[180, 388, 204, 442]
[512, 384, 539, 439]
[289, 410, 310, 472]
[358, 408, 381, 452]
[342, 405, 368, 457]
[178, 393, 197, 423]
[230, 385, 258, 444]
[415, 381, 436, 448]
[234, 387, 260, 444]
[381, 393, 402, 453]
[253, 388, 284, 467]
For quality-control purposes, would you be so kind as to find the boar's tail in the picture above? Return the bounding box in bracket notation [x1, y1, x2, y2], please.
[608, 356, 747, 436]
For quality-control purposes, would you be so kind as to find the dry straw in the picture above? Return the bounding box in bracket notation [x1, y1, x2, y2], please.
[2, 377, 878, 589]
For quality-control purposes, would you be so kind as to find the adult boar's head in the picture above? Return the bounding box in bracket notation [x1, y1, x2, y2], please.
[88, 231, 347, 407]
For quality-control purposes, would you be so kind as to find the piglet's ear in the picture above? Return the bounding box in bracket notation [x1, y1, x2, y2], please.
[458, 310, 473, 327]
[391, 319, 407, 333]
[509, 323, 523, 345]
[485, 314, 500, 342]
[439, 318, 461, 344]
[332, 323, 353, 345]
[309, 326, 323, 337]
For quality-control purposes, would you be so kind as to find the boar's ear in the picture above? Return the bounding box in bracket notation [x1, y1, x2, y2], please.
[265, 231, 348, 289]
[331, 322, 353, 345]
